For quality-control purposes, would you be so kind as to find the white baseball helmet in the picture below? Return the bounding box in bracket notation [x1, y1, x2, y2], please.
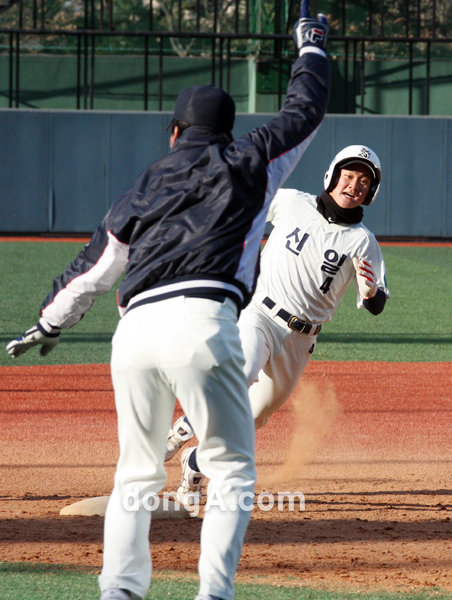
[324, 145, 382, 205]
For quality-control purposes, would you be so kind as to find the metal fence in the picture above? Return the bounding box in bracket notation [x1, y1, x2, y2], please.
[1, 0, 451, 113]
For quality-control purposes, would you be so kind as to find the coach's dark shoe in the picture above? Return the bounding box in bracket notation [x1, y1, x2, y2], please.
[100, 588, 132, 600]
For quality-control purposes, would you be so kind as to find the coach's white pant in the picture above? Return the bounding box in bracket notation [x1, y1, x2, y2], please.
[99, 296, 256, 600]
[238, 301, 318, 429]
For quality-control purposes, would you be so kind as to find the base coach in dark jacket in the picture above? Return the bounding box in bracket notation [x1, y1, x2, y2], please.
[7, 9, 331, 600]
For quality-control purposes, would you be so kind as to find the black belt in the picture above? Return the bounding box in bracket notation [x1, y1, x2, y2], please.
[262, 297, 321, 335]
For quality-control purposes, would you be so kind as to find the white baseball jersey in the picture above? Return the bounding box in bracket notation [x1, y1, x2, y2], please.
[253, 188, 389, 324]
[240, 188, 389, 428]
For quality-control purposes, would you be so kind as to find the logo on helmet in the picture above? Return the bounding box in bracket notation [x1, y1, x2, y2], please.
[358, 147, 371, 159]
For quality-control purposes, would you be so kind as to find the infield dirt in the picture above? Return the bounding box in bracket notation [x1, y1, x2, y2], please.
[0, 361, 451, 593]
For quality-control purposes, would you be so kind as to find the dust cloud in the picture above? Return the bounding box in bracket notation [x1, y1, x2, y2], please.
[278, 380, 342, 482]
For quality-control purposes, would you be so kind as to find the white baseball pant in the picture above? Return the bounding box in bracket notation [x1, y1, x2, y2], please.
[99, 296, 256, 600]
[238, 300, 317, 429]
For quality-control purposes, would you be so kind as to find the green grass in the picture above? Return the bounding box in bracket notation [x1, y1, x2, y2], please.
[1, 564, 451, 600]
[309, 246, 452, 361]
[0, 241, 119, 366]
[0, 243, 451, 365]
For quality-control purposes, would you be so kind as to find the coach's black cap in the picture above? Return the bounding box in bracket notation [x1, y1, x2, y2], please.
[173, 84, 235, 133]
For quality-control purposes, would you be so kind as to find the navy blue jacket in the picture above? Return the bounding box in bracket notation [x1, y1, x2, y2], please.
[41, 52, 330, 328]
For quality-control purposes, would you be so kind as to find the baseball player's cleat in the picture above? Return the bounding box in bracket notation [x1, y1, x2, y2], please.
[194, 595, 225, 599]
[177, 447, 204, 507]
[165, 415, 195, 461]
[99, 588, 132, 600]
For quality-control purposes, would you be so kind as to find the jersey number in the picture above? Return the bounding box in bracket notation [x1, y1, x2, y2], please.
[320, 250, 347, 294]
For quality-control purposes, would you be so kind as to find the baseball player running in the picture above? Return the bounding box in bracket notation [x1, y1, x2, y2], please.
[6, 6, 330, 600]
[166, 145, 390, 507]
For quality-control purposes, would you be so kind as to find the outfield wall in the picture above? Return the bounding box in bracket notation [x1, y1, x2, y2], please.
[1, 109, 451, 237]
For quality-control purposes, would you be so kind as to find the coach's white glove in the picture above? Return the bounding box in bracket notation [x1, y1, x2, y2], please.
[352, 257, 378, 299]
[6, 317, 61, 358]
[293, 14, 329, 55]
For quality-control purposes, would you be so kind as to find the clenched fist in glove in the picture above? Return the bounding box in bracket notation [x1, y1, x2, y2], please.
[6, 317, 61, 358]
[352, 257, 378, 299]
[293, 14, 329, 54]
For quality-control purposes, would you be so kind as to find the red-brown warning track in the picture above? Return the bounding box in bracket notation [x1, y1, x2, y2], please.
[0, 361, 451, 592]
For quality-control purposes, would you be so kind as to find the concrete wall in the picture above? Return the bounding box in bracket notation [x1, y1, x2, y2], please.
[1, 109, 450, 237]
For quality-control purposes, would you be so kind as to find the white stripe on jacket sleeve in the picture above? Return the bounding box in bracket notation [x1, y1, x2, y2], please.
[41, 231, 129, 329]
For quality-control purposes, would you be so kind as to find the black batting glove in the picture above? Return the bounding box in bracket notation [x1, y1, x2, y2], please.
[293, 14, 329, 54]
[6, 317, 61, 358]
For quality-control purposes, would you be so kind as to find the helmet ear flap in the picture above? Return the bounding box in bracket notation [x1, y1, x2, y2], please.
[326, 167, 340, 193]
[362, 179, 379, 205]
